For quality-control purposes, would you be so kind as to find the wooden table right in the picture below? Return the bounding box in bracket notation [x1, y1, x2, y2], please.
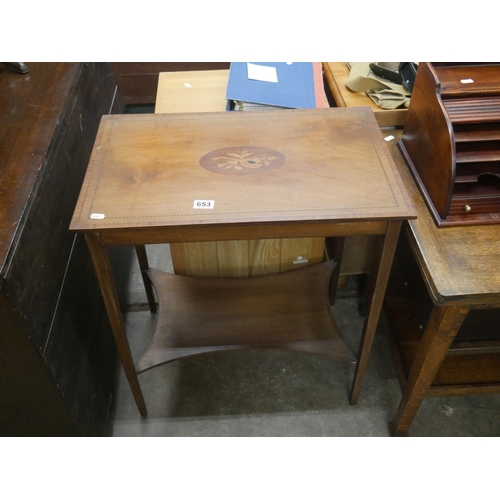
[384, 132, 500, 436]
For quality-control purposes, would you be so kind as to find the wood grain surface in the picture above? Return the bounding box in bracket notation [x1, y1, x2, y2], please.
[136, 260, 356, 373]
[70, 108, 415, 233]
[0, 63, 80, 271]
[386, 132, 500, 305]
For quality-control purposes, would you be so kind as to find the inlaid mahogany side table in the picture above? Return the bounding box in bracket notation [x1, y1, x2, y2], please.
[70, 107, 415, 415]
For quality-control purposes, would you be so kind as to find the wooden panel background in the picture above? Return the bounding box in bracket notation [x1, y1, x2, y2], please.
[170, 238, 325, 277]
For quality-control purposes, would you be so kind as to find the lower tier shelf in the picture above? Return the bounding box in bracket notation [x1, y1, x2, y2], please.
[136, 260, 356, 373]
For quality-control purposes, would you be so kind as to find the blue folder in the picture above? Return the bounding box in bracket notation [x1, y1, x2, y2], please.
[225, 62, 318, 109]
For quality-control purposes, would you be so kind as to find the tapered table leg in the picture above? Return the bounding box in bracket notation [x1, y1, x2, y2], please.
[389, 305, 469, 436]
[350, 220, 402, 405]
[85, 233, 147, 416]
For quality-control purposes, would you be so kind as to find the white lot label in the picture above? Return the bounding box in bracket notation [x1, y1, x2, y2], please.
[247, 63, 278, 83]
[90, 213, 105, 219]
[193, 200, 215, 209]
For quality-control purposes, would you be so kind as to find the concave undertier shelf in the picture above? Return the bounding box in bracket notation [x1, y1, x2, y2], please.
[136, 260, 356, 373]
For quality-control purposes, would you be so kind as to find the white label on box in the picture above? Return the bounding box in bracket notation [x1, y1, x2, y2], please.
[247, 63, 278, 83]
[193, 200, 215, 209]
[90, 213, 105, 219]
[461, 78, 474, 84]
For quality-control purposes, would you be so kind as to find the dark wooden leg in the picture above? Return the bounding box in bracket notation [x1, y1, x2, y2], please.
[135, 245, 157, 313]
[350, 220, 402, 405]
[85, 233, 147, 416]
[389, 305, 469, 436]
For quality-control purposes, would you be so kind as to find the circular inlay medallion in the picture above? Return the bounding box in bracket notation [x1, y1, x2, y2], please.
[199, 146, 285, 175]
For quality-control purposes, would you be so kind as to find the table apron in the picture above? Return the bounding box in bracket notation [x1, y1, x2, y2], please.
[95, 220, 391, 246]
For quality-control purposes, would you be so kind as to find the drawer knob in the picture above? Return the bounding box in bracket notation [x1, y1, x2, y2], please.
[464, 204, 472, 212]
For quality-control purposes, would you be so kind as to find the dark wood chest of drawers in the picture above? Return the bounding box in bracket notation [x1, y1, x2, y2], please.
[0, 63, 128, 436]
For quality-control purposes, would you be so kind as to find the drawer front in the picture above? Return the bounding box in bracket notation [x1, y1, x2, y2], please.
[449, 194, 500, 216]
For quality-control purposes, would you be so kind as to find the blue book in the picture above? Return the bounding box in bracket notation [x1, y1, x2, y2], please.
[226, 62, 320, 109]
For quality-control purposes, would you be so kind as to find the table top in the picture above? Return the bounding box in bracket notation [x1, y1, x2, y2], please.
[385, 131, 500, 307]
[323, 62, 408, 127]
[70, 107, 415, 235]
[155, 70, 230, 113]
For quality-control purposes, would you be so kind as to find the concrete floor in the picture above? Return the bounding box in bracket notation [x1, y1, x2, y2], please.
[110, 244, 500, 437]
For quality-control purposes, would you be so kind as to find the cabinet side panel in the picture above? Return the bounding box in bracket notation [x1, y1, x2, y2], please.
[0, 293, 80, 436]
